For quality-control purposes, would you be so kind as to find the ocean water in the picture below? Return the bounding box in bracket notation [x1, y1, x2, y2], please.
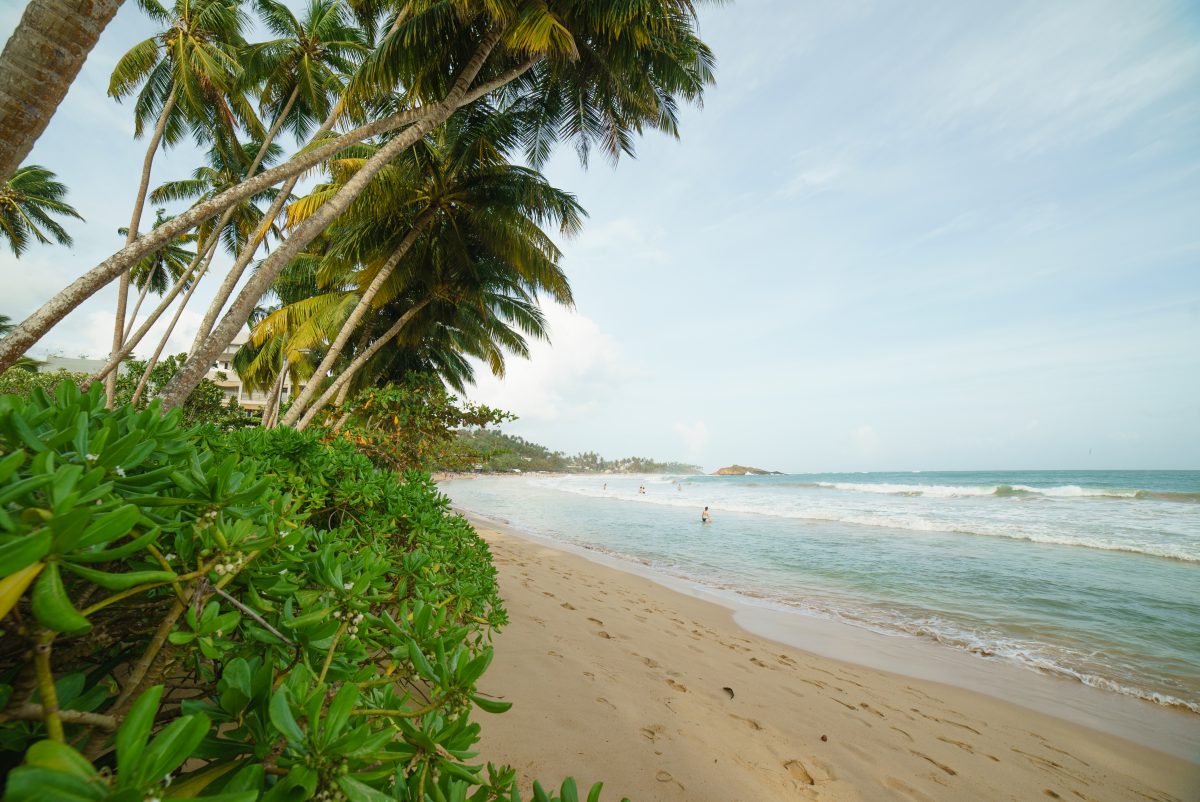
[443, 470, 1200, 715]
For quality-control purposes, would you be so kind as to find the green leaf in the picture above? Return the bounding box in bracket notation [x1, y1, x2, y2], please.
[0, 530, 52, 575]
[25, 740, 97, 779]
[0, 449, 25, 482]
[409, 640, 437, 682]
[75, 504, 140, 550]
[586, 782, 604, 802]
[470, 694, 512, 714]
[320, 683, 358, 746]
[3, 767, 105, 801]
[117, 685, 164, 785]
[337, 776, 394, 802]
[269, 687, 306, 745]
[60, 563, 175, 590]
[30, 561, 91, 634]
[137, 713, 211, 787]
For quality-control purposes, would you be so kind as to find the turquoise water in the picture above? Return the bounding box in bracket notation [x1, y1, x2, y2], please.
[443, 470, 1200, 714]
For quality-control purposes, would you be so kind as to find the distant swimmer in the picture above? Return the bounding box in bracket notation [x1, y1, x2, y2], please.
[701, 506, 711, 523]
[639, 485, 646, 494]
[603, 483, 607, 491]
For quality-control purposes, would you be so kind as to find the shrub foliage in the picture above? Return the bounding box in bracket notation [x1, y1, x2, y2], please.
[0, 383, 614, 801]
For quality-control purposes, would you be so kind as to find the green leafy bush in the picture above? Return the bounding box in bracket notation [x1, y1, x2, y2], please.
[0, 383, 619, 801]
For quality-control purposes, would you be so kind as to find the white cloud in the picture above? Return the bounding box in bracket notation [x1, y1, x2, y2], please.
[672, 419, 710, 458]
[567, 218, 667, 265]
[465, 304, 629, 422]
[915, 1, 1200, 157]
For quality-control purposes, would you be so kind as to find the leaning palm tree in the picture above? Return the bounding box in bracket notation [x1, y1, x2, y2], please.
[278, 103, 583, 426]
[0, 164, 83, 258]
[3, 1, 717, 379]
[0, 0, 122, 183]
[158, 1, 713, 409]
[187, 0, 369, 351]
[0, 316, 42, 372]
[290, 186, 576, 430]
[117, 208, 198, 337]
[105, 0, 256, 404]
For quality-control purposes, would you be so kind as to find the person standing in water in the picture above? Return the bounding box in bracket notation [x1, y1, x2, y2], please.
[701, 506, 711, 523]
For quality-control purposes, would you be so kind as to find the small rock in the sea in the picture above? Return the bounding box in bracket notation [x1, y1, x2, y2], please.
[722, 686, 735, 699]
[820, 734, 828, 742]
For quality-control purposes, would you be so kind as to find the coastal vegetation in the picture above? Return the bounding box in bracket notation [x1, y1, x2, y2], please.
[0, 0, 718, 797]
[455, 428, 700, 475]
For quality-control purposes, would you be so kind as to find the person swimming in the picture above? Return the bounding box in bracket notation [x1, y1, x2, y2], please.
[701, 506, 711, 523]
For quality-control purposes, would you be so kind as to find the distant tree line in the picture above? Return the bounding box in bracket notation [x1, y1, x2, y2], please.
[454, 428, 700, 474]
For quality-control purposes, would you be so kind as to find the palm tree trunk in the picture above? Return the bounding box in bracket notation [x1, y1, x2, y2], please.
[107, 87, 177, 407]
[128, 237, 221, 404]
[0, 0, 124, 183]
[295, 298, 431, 431]
[158, 31, 505, 412]
[0, 52, 534, 374]
[262, 356, 288, 428]
[189, 87, 318, 353]
[122, 277, 152, 340]
[280, 213, 433, 427]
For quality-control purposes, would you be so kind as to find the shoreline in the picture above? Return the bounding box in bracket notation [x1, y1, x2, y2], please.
[464, 512, 1199, 801]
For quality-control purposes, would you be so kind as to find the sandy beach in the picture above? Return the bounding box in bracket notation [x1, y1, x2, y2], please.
[469, 521, 1200, 802]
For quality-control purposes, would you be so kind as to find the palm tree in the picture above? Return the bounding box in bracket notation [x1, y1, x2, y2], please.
[278, 102, 583, 426]
[293, 228, 573, 431]
[0, 316, 42, 372]
[0, 0, 123, 183]
[105, 0, 255, 404]
[4, 1, 717, 378]
[117, 207, 198, 338]
[0, 165, 83, 257]
[187, 0, 369, 351]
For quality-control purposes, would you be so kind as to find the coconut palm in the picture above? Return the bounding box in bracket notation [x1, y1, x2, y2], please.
[0, 165, 83, 258]
[278, 102, 583, 426]
[187, 0, 370, 352]
[0, 316, 42, 372]
[0, 0, 122, 183]
[151, 138, 285, 257]
[117, 207, 198, 337]
[292, 228, 571, 430]
[105, 0, 256, 404]
[4, 1, 718, 378]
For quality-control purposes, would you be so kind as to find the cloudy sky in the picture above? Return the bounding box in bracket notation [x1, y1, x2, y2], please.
[2, 0, 1198, 471]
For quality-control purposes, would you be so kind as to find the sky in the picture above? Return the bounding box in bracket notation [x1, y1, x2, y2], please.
[2, 0, 1198, 472]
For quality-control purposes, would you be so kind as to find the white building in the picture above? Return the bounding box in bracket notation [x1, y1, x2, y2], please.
[205, 331, 298, 412]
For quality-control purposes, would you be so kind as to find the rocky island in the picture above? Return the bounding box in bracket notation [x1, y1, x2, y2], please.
[711, 464, 783, 476]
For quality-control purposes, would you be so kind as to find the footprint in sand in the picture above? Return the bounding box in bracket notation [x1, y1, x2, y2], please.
[641, 724, 665, 742]
[560, 602, 576, 610]
[596, 631, 614, 639]
[784, 759, 815, 785]
[655, 770, 673, 783]
[910, 750, 957, 776]
[588, 617, 604, 625]
[642, 656, 661, 668]
[666, 678, 688, 693]
[750, 656, 771, 669]
[547, 650, 564, 660]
